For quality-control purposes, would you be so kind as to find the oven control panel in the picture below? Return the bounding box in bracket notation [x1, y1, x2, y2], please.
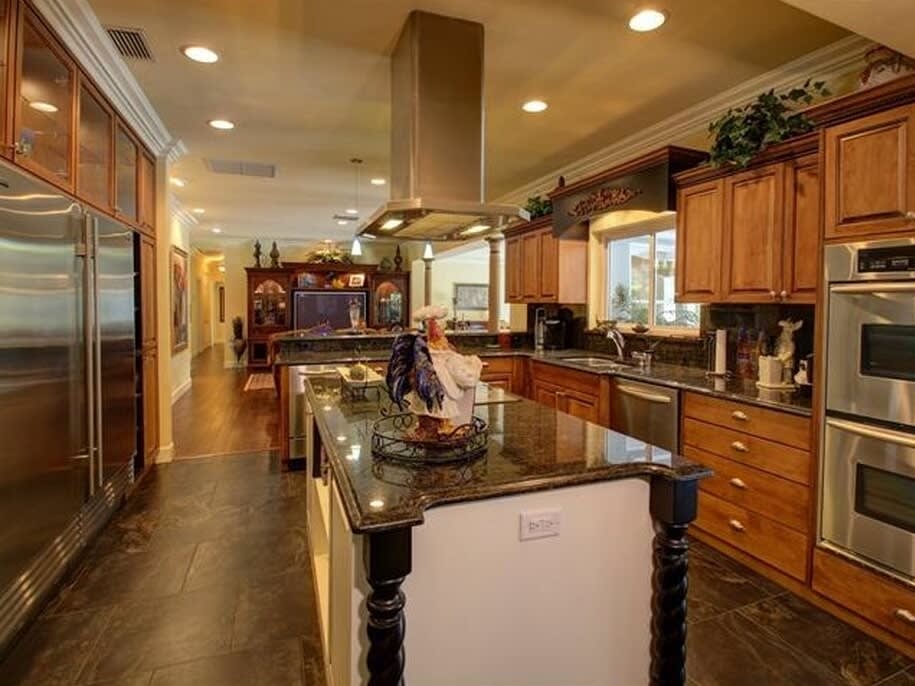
[858, 245, 915, 273]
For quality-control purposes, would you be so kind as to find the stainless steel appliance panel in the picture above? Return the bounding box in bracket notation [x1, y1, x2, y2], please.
[0, 171, 87, 591]
[93, 214, 137, 484]
[822, 417, 915, 581]
[609, 378, 679, 452]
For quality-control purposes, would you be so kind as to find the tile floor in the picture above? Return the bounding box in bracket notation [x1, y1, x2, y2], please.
[0, 451, 910, 686]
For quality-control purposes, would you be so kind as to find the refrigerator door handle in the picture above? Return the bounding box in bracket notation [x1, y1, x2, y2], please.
[91, 215, 104, 489]
[81, 211, 96, 496]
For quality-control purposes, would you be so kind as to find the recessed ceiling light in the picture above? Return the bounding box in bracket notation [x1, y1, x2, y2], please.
[218, 265, 226, 272]
[211, 227, 222, 234]
[182, 45, 219, 63]
[628, 9, 667, 32]
[29, 101, 58, 113]
[345, 208, 358, 215]
[370, 178, 386, 186]
[336, 220, 348, 226]
[208, 119, 235, 130]
[192, 208, 205, 214]
[380, 218, 403, 231]
[369, 499, 385, 509]
[462, 224, 491, 236]
[170, 177, 187, 188]
[522, 100, 548, 113]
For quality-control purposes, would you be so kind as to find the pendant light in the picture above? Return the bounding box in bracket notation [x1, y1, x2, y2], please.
[423, 241, 434, 260]
[349, 157, 363, 258]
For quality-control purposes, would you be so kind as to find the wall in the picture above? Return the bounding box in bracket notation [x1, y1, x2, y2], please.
[169, 216, 192, 401]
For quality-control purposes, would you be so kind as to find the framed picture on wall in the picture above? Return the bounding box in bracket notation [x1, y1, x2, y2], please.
[453, 283, 488, 311]
[170, 246, 189, 353]
[348, 273, 366, 288]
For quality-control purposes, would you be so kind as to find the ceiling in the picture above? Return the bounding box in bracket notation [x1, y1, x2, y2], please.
[87, 0, 849, 243]
[782, 1, 915, 59]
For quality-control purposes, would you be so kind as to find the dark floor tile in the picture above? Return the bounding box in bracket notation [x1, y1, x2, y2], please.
[84, 674, 153, 686]
[301, 636, 327, 686]
[688, 611, 846, 686]
[0, 607, 112, 686]
[45, 544, 196, 615]
[77, 586, 238, 684]
[740, 594, 912, 686]
[232, 571, 318, 650]
[210, 472, 306, 508]
[688, 546, 778, 623]
[878, 668, 915, 686]
[691, 538, 787, 597]
[183, 525, 308, 592]
[147, 639, 303, 686]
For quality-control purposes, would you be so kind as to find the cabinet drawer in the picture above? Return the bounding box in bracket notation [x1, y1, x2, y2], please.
[683, 393, 810, 450]
[682, 417, 810, 484]
[684, 445, 809, 532]
[480, 356, 514, 375]
[695, 491, 808, 581]
[813, 548, 915, 644]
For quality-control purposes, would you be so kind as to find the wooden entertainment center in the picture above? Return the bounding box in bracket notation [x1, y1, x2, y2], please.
[245, 262, 410, 367]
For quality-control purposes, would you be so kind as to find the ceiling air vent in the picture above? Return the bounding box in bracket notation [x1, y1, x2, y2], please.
[204, 159, 277, 178]
[106, 26, 154, 61]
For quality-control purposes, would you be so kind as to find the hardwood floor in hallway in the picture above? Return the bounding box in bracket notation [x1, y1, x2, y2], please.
[172, 345, 279, 459]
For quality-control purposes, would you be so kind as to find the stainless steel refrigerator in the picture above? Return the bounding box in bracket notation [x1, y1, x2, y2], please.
[0, 163, 137, 652]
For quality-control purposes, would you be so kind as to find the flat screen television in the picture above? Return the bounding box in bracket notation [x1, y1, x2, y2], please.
[293, 290, 366, 330]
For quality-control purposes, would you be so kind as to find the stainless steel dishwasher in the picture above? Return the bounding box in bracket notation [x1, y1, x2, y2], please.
[609, 378, 679, 452]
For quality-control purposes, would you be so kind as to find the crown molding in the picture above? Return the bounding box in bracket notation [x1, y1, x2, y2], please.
[31, 0, 184, 160]
[496, 34, 874, 203]
[168, 194, 198, 227]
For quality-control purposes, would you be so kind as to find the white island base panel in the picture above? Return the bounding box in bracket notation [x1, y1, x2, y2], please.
[323, 477, 654, 686]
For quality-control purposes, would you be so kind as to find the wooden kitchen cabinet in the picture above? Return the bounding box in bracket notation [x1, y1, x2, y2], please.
[14, 5, 75, 188]
[675, 179, 724, 302]
[722, 163, 785, 302]
[77, 77, 113, 211]
[675, 135, 821, 305]
[504, 216, 587, 304]
[114, 123, 138, 223]
[529, 360, 606, 425]
[141, 350, 159, 465]
[823, 103, 915, 240]
[138, 151, 155, 231]
[138, 234, 156, 350]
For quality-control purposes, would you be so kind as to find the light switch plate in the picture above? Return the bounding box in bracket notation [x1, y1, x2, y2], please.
[519, 508, 561, 541]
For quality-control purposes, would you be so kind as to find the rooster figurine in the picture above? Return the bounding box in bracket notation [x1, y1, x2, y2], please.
[386, 305, 483, 440]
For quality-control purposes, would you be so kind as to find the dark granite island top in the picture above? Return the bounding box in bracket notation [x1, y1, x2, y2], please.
[304, 375, 710, 534]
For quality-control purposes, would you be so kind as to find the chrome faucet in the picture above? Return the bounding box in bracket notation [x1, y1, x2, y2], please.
[534, 307, 546, 352]
[606, 323, 625, 360]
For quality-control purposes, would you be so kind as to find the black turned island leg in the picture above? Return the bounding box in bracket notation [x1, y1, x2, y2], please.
[364, 527, 413, 686]
[649, 476, 699, 686]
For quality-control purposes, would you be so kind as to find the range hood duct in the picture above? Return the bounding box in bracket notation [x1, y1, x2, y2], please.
[359, 11, 528, 242]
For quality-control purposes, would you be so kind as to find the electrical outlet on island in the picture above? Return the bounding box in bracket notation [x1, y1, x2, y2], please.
[519, 508, 561, 541]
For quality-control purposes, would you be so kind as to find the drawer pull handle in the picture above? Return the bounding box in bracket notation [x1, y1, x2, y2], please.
[895, 608, 915, 624]
[482, 362, 490, 368]
[728, 519, 746, 532]
[729, 477, 748, 490]
[731, 440, 749, 453]
[731, 410, 749, 422]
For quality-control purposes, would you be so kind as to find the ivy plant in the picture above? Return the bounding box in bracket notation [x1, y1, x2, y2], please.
[708, 79, 830, 168]
[524, 195, 552, 218]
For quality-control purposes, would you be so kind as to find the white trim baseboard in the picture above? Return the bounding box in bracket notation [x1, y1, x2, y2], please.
[171, 377, 192, 403]
[497, 34, 874, 204]
[31, 0, 186, 160]
[156, 442, 175, 464]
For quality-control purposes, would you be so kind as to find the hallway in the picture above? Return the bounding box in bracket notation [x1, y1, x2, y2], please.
[172, 345, 279, 458]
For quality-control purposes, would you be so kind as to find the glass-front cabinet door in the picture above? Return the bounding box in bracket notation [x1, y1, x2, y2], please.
[15, 7, 76, 187]
[369, 273, 409, 329]
[115, 123, 138, 222]
[252, 278, 288, 328]
[77, 79, 113, 210]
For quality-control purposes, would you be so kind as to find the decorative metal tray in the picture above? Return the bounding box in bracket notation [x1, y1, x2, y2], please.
[371, 413, 488, 465]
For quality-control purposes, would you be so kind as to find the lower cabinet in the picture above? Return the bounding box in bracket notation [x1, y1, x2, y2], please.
[682, 392, 811, 582]
[480, 355, 526, 396]
[528, 361, 606, 426]
[141, 349, 158, 465]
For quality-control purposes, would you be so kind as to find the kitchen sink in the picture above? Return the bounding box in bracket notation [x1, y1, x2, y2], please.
[560, 357, 631, 369]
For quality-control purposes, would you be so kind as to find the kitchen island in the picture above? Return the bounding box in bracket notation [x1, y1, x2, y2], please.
[301, 373, 709, 686]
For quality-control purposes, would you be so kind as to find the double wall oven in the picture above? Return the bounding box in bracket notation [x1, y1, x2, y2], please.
[821, 237, 915, 584]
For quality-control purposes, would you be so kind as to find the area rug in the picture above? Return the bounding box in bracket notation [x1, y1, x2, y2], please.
[244, 373, 275, 392]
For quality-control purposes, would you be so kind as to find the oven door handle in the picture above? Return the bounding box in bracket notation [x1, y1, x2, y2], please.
[830, 282, 915, 295]
[826, 418, 915, 449]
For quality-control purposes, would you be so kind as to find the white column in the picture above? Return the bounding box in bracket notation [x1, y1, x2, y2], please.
[423, 257, 434, 306]
[486, 236, 503, 332]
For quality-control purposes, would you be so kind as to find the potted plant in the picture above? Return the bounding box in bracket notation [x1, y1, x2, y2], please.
[231, 316, 247, 366]
[708, 79, 829, 168]
[524, 195, 552, 218]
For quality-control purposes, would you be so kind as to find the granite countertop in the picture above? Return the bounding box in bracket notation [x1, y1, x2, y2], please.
[280, 345, 813, 417]
[305, 375, 709, 533]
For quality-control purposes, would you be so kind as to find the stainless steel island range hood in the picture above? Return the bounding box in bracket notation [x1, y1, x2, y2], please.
[359, 11, 528, 242]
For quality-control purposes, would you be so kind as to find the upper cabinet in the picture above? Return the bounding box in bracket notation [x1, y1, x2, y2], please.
[0, 0, 13, 153]
[505, 216, 587, 305]
[138, 151, 155, 231]
[115, 123, 138, 223]
[14, 6, 75, 188]
[77, 78, 113, 210]
[823, 104, 915, 240]
[675, 136, 820, 305]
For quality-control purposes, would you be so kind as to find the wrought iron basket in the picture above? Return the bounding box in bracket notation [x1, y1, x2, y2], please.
[371, 413, 488, 465]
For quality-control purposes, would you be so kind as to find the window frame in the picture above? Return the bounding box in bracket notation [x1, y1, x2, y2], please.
[597, 216, 700, 338]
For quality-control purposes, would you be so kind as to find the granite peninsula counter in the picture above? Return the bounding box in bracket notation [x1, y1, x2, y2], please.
[300, 373, 709, 686]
